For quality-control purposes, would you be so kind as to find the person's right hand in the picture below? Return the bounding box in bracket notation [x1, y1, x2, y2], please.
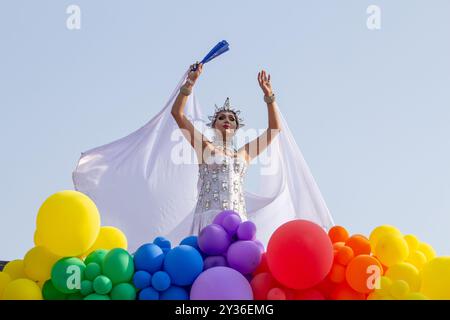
[188, 62, 203, 84]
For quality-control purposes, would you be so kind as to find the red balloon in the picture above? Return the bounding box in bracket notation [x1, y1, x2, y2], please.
[267, 220, 334, 290]
[267, 287, 286, 300]
[253, 253, 269, 275]
[250, 272, 277, 300]
[330, 282, 366, 300]
[293, 288, 325, 300]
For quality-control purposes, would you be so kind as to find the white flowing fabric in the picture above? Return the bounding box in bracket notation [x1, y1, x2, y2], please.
[72, 69, 334, 252]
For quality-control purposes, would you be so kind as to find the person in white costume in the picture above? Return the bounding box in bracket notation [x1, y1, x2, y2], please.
[72, 62, 334, 253]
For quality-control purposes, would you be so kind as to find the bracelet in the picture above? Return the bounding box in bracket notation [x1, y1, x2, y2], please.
[186, 78, 195, 86]
[180, 85, 192, 96]
[264, 93, 276, 104]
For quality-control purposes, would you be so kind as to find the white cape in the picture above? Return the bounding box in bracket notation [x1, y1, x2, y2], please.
[72, 69, 334, 252]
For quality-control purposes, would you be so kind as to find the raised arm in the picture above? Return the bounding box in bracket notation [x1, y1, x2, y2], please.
[171, 63, 209, 156]
[240, 70, 282, 163]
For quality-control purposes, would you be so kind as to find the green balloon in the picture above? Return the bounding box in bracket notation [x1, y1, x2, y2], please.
[67, 292, 84, 300]
[42, 279, 67, 300]
[85, 249, 109, 266]
[85, 262, 101, 281]
[80, 280, 94, 296]
[110, 283, 137, 300]
[51, 257, 86, 294]
[102, 248, 134, 285]
[93, 275, 112, 295]
[84, 293, 111, 300]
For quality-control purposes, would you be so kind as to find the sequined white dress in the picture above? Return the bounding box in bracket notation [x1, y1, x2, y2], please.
[190, 148, 248, 235]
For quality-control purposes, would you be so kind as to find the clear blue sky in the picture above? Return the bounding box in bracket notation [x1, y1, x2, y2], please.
[1, 0, 450, 260]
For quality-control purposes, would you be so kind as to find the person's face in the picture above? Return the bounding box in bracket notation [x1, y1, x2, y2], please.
[213, 111, 238, 136]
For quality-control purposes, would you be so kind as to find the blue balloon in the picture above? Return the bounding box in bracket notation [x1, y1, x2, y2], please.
[139, 287, 159, 300]
[180, 235, 200, 250]
[153, 236, 171, 249]
[164, 245, 204, 286]
[134, 243, 164, 273]
[133, 270, 152, 290]
[160, 286, 189, 300]
[151, 271, 171, 291]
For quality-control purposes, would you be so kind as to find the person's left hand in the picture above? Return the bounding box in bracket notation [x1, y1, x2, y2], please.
[258, 70, 273, 96]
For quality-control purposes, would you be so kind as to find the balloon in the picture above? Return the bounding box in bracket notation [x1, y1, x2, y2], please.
[85, 262, 102, 281]
[198, 224, 231, 255]
[237, 221, 257, 241]
[1, 279, 43, 300]
[33, 229, 43, 246]
[212, 210, 240, 225]
[3, 259, 27, 280]
[390, 280, 410, 299]
[227, 241, 262, 274]
[250, 272, 278, 300]
[345, 255, 383, 293]
[421, 257, 450, 299]
[84, 249, 108, 266]
[369, 225, 402, 251]
[133, 270, 152, 290]
[67, 292, 84, 300]
[80, 280, 94, 296]
[375, 276, 392, 297]
[385, 262, 421, 292]
[254, 240, 265, 254]
[330, 282, 366, 300]
[23, 246, 60, 282]
[134, 243, 164, 273]
[267, 287, 286, 300]
[204, 256, 228, 270]
[151, 271, 171, 291]
[36, 190, 101, 257]
[42, 280, 67, 300]
[163, 245, 203, 286]
[293, 288, 325, 300]
[51, 257, 86, 294]
[405, 292, 428, 300]
[160, 286, 189, 300]
[266, 220, 333, 290]
[84, 293, 110, 300]
[190, 266, 253, 300]
[84, 226, 128, 256]
[110, 283, 136, 300]
[404, 234, 419, 252]
[345, 235, 371, 256]
[417, 242, 436, 261]
[333, 242, 345, 254]
[0, 272, 12, 298]
[93, 275, 113, 295]
[367, 292, 383, 300]
[222, 214, 242, 235]
[328, 226, 349, 243]
[406, 250, 427, 270]
[336, 246, 354, 266]
[139, 287, 159, 300]
[253, 253, 269, 275]
[153, 236, 171, 249]
[328, 263, 346, 284]
[180, 235, 200, 251]
[374, 234, 409, 267]
[102, 248, 134, 285]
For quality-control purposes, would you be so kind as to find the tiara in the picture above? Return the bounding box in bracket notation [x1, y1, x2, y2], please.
[206, 97, 245, 128]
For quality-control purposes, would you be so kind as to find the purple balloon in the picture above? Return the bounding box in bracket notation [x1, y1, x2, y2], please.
[190, 266, 253, 300]
[203, 255, 228, 270]
[222, 214, 241, 236]
[226, 241, 262, 274]
[198, 224, 230, 255]
[212, 210, 240, 225]
[254, 240, 265, 254]
[237, 221, 257, 241]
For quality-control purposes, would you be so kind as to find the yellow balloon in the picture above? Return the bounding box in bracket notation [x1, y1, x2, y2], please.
[36, 190, 101, 256]
[0, 272, 12, 298]
[367, 292, 383, 300]
[3, 260, 27, 280]
[33, 229, 43, 246]
[421, 257, 450, 299]
[23, 246, 61, 282]
[369, 225, 402, 251]
[36, 280, 45, 289]
[404, 234, 419, 252]
[405, 292, 428, 300]
[390, 280, 410, 299]
[1, 279, 43, 300]
[375, 276, 392, 297]
[417, 242, 436, 261]
[83, 226, 128, 257]
[406, 250, 427, 270]
[385, 262, 421, 292]
[374, 234, 409, 267]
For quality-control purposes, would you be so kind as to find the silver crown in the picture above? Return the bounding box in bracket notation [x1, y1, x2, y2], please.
[206, 97, 245, 128]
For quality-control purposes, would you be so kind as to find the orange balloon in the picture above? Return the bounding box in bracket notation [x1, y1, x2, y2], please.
[346, 255, 383, 293]
[333, 242, 345, 257]
[330, 282, 366, 300]
[329, 263, 346, 283]
[329, 226, 349, 243]
[345, 234, 372, 256]
[336, 246, 354, 266]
